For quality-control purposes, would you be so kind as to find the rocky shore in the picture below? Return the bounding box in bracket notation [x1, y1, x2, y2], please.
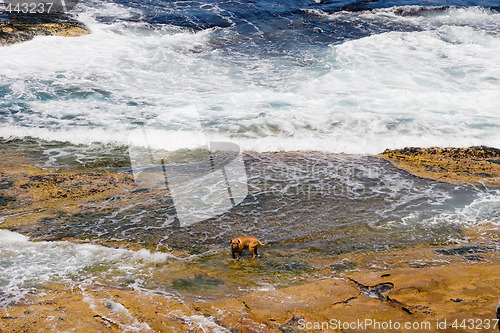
[1, 230, 499, 332]
[380, 146, 500, 187]
[0, 13, 90, 45]
[1, 145, 499, 332]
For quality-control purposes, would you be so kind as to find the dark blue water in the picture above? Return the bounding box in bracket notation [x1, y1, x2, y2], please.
[112, 0, 500, 28]
[96, 0, 500, 54]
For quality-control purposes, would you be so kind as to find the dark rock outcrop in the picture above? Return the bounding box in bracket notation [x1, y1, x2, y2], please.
[380, 146, 500, 187]
[0, 13, 89, 45]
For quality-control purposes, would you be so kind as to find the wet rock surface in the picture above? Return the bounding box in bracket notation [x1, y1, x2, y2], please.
[0, 13, 90, 45]
[1, 143, 499, 332]
[1, 237, 499, 333]
[380, 146, 500, 187]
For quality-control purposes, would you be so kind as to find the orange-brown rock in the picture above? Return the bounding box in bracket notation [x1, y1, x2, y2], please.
[1, 232, 499, 333]
[0, 13, 90, 45]
[2, 146, 499, 332]
[0, 150, 134, 229]
[380, 146, 500, 187]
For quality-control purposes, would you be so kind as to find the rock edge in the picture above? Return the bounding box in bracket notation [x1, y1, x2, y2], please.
[0, 13, 90, 45]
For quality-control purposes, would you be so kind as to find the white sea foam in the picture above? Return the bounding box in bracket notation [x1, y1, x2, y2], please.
[83, 294, 153, 332]
[0, 6, 499, 153]
[459, 189, 500, 223]
[181, 315, 231, 333]
[400, 189, 500, 228]
[0, 229, 175, 306]
[305, 6, 500, 32]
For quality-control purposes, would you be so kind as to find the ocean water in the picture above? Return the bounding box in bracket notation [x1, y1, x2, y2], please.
[1, 0, 500, 152]
[1, 0, 500, 314]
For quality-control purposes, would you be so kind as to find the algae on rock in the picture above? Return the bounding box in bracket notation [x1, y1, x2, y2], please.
[0, 13, 90, 45]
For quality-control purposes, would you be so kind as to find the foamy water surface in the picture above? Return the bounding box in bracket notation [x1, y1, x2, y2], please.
[0, 3, 499, 153]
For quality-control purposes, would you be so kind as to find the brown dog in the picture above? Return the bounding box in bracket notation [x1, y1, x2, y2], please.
[230, 236, 266, 259]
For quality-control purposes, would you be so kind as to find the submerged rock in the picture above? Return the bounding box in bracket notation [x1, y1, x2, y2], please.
[0, 13, 89, 45]
[380, 146, 500, 187]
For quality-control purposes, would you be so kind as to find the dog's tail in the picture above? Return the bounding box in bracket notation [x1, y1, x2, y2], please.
[258, 240, 267, 246]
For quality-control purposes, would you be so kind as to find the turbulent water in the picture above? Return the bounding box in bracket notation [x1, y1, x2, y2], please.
[1, 0, 500, 311]
[1, 0, 500, 152]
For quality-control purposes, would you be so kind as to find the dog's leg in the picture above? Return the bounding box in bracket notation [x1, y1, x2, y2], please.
[249, 246, 257, 259]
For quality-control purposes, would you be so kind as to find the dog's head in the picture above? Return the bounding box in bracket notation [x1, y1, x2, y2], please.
[230, 238, 241, 250]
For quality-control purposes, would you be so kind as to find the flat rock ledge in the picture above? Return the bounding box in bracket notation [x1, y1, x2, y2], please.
[0, 13, 90, 45]
[380, 146, 500, 187]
